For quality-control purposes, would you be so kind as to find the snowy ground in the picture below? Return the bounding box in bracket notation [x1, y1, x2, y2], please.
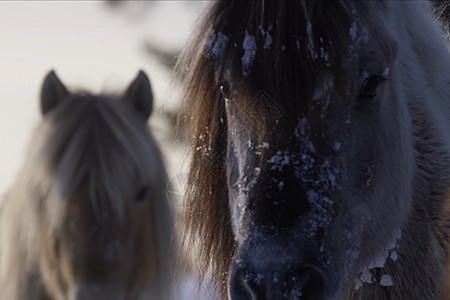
[0, 1, 214, 299]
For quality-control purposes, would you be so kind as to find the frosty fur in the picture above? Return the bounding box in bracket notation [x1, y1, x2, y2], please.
[176, 1, 450, 299]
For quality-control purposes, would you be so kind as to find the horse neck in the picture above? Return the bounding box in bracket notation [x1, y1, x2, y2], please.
[397, 0, 450, 212]
[397, 2, 450, 130]
[401, 0, 450, 227]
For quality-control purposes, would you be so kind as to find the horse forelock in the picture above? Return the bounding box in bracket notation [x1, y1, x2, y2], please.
[32, 93, 165, 222]
[205, 1, 361, 107]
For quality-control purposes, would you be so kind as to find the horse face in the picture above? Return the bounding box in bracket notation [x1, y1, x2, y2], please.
[32, 71, 165, 300]
[225, 5, 414, 298]
[38, 177, 156, 300]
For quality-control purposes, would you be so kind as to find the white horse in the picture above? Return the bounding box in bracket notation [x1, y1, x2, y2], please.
[0, 71, 174, 300]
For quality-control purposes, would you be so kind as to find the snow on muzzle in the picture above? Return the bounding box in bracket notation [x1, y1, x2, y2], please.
[229, 260, 326, 299]
[229, 238, 329, 300]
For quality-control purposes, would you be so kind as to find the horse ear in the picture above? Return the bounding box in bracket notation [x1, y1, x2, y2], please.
[123, 70, 153, 120]
[40, 70, 69, 116]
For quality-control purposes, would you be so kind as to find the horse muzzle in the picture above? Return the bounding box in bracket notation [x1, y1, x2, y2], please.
[229, 256, 327, 300]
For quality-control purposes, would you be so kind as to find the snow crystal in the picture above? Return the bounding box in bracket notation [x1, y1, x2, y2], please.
[382, 67, 390, 77]
[296, 40, 300, 50]
[306, 191, 334, 235]
[247, 139, 253, 149]
[288, 287, 303, 298]
[255, 273, 264, 285]
[333, 142, 341, 151]
[380, 274, 393, 287]
[212, 33, 229, 59]
[205, 30, 229, 67]
[278, 181, 284, 191]
[306, 22, 318, 59]
[259, 25, 273, 49]
[254, 167, 261, 176]
[303, 140, 316, 154]
[390, 250, 398, 261]
[270, 151, 291, 171]
[256, 142, 270, 149]
[326, 168, 337, 188]
[349, 22, 357, 41]
[273, 274, 279, 283]
[242, 31, 257, 77]
[319, 243, 325, 252]
[319, 47, 329, 64]
[360, 269, 373, 284]
[264, 35, 273, 49]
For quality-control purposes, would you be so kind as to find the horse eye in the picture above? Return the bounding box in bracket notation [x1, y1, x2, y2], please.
[359, 75, 385, 100]
[135, 185, 149, 203]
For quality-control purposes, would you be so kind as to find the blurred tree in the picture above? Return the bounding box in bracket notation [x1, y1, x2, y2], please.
[102, 1, 205, 69]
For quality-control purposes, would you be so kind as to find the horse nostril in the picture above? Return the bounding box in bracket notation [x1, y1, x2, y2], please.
[287, 265, 326, 299]
[229, 262, 326, 300]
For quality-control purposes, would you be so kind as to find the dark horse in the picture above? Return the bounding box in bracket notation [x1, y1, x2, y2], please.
[176, 1, 450, 299]
[0, 71, 174, 299]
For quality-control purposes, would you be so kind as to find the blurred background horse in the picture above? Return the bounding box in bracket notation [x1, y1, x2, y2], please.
[176, 1, 450, 299]
[0, 71, 174, 300]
